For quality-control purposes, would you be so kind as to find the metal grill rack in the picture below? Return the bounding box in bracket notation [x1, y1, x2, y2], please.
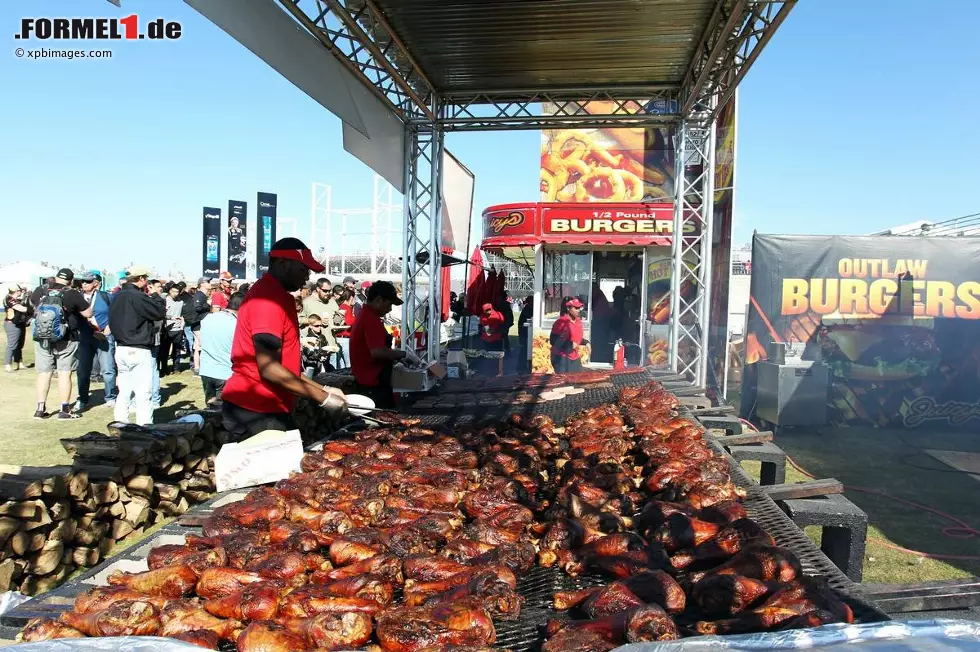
[3, 369, 887, 647]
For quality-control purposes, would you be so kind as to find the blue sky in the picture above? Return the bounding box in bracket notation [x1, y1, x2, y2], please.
[2, 0, 978, 276]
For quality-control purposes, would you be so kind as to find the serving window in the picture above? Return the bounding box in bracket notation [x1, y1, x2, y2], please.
[542, 250, 592, 321]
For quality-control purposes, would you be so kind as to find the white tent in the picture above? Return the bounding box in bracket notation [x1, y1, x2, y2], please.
[0, 261, 57, 294]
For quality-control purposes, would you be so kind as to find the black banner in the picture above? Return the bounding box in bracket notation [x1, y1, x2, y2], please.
[256, 192, 277, 274]
[740, 234, 980, 430]
[227, 200, 247, 280]
[202, 207, 221, 277]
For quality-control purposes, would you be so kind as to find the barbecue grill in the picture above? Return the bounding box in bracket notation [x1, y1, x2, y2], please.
[2, 368, 888, 649]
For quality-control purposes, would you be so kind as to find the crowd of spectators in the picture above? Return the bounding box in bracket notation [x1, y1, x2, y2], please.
[3, 266, 398, 425]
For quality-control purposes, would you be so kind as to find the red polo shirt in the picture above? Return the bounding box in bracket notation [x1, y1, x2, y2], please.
[210, 289, 229, 310]
[551, 314, 584, 360]
[350, 305, 389, 387]
[221, 274, 301, 413]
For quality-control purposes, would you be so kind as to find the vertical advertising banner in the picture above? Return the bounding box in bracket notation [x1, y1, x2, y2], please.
[256, 192, 278, 275]
[202, 207, 222, 277]
[740, 234, 980, 430]
[227, 200, 248, 279]
[708, 94, 738, 392]
[540, 101, 675, 203]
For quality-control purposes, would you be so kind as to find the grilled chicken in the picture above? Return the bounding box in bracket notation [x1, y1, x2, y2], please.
[160, 599, 243, 639]
[375, 599, 496, 652]
[278, 612, 374, 649]
[18, 618, 86, 641]
[236, 621, 310, 652]
[107, 564, 198, 598]
[59, 600, 161, 637]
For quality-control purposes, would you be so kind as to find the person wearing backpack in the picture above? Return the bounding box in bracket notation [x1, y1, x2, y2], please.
[29, 268, 95, 420]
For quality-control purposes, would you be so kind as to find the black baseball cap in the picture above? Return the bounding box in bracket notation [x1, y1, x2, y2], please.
[367, 280, 403, 305]
[56, 268, 74, 284]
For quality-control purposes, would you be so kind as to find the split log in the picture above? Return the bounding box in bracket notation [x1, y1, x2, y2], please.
[74, 521, 109, 547]
[28, 540, 64, 575]
[70, 463, 120, 481]
[0, 501, 39, 519]
[123, 496, 151, 527]
[71, 546, 102, 568]
[0, 477, 44, 500]
[21, 562, 72, 595]
[173, 437, 192, 459]
[47, 519, 76, 544]
[46, 499, 71, 521]
[156, 484, 180, 502]
[163, 462, 185, 476]
[91, 481, 119, 505]
[110, 519, 134, 540]
[125, 475, 154, 498]
[6, 531, 32, 557]
[185, 473, 214, 491]
[67, 471, 89, 499]
[108, 500, 126, 518]
[157, 496, 189, 517]
[182, 490, 211, 504]
[0, 517, 19, 548]
[21, 501, 52, 531]
[0, 558, 14, 591]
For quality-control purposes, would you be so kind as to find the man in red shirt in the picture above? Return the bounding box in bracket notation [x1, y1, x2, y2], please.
[350, 281, 419, 409]
[550, 296, 589, 373]
[210, 272, 233, 312]
[220, 238, 346, 442]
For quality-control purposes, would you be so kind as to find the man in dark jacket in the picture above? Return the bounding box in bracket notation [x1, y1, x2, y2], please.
[181, 278, 211, 373]
[109, 266, 165, 425]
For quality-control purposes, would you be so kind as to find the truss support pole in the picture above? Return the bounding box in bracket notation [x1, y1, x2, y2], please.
[670, 116, 716, 387]
[401, 105, 444, 364]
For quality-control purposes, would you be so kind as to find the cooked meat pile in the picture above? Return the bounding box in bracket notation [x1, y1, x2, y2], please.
[19, 380, 853, 651]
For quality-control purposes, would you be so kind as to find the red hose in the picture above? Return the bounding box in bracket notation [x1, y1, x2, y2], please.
[737, 419, 980, 561]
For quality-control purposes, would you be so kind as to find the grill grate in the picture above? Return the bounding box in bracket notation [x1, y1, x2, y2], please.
[3, 368, 886, 645]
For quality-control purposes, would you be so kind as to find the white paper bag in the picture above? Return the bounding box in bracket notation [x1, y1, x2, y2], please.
[214, 429, 304, 492]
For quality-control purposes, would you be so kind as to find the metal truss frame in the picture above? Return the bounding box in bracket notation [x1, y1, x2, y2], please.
[437, 89, 680, 131]
[277, 0, 792, 379]
[277, 0, 435, 120]
[669, 120, 716, 386]
[401, 121, 445, 363]
[680, 0, 796, 122]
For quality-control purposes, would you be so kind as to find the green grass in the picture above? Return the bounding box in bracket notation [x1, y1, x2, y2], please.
[738, 427, 980, 584]
[0, 331, 207, 466]
[0, 330, 208, 571]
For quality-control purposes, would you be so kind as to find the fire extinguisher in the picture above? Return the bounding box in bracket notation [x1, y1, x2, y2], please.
[613, 339, 626, 370]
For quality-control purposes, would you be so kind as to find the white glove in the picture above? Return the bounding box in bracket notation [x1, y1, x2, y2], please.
[322, 385, 344, 399]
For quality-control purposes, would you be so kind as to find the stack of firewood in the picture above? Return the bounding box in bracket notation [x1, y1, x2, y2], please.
[0, 418, 223, 595]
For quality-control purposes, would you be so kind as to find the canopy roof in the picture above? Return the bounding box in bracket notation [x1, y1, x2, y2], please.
[372, 0, 717, 92]
[274, 0, 797, 126]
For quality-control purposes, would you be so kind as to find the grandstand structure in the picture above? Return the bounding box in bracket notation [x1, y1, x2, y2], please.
[310, 176, 403, 281]
[871, 212, 980, 237]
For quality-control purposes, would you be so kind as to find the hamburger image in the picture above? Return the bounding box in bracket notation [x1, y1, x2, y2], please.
[817, 312, 940, 381]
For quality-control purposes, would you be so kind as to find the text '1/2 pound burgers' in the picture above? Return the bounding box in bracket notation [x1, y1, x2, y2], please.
[817, 313, 941, 381]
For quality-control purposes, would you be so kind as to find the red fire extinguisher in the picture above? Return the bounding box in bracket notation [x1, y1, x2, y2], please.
[613, 339, 626, 370]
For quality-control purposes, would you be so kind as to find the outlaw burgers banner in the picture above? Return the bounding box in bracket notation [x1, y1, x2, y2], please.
[202, 207, 221, 277]
[227, 200, 247, 280]
[740, 234, 980, 430]
[256, 192, 278, 274]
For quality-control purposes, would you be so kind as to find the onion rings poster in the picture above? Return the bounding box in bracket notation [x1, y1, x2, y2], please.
[740, 234, 980, 430]
[540, 102, 674, 203]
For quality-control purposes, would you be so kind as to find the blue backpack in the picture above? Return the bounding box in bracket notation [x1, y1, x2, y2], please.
[33, 289, 67, 343]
